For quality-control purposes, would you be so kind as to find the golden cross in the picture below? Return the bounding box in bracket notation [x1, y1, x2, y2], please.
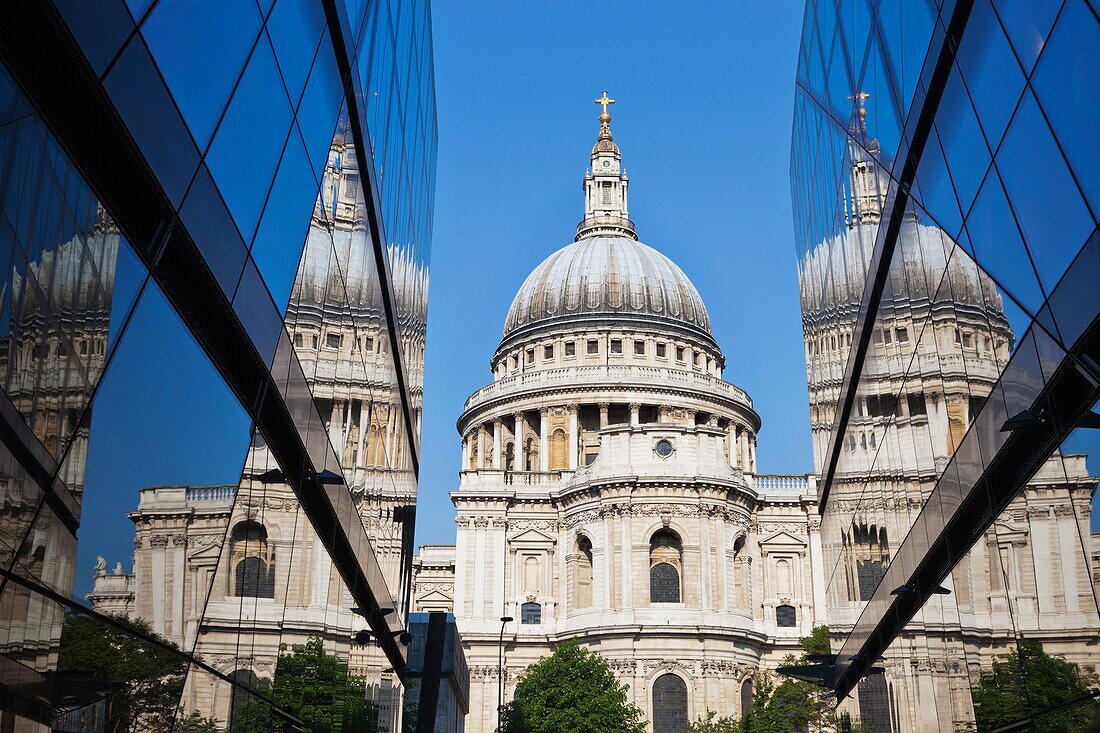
[594, 91, 615, 116]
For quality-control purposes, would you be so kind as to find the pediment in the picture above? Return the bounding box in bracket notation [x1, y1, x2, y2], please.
[758, 530, 806, 548]
[415, 589, 453, 605]
[187, 538, 224, 565]
[508, 527, 556, 545]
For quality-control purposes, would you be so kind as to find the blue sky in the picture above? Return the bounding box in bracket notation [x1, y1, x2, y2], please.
[415, 1, 813, 546]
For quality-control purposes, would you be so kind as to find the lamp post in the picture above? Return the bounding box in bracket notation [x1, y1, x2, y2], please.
[497, 615, 513, 731]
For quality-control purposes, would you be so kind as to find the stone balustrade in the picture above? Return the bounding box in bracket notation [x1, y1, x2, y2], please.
[464, 364, 752, 411]
[751, 473, 815, 494]
[185, 486, 237, 503]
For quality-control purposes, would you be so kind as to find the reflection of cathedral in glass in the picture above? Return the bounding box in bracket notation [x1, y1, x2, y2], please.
[0, 99, 122, 691]
[86, 124, 428, 727]
[798, 97, 1098, 731]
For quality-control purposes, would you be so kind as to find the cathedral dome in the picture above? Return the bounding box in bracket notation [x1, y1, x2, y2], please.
[502, 235, 713, 345]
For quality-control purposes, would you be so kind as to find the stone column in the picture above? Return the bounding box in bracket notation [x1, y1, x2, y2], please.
[658, 405, 672, 424]
[808, 519, 827, 623]
[493, 516, 507, 618]
[598, 402, 610, 429]
[739, 556, 752, 611]
[461, 432, 470, 470]
[738, 428, 749, 471]
[311, 535, 332, 606]
[1055, 505, 1081, 617]
[726, 422, 736, 464]
[539, 408, 550, 471]
[700, 510, 713, 610]
[629, 402, 641, 427]
[356, 401, 369, 467]
[567, 406, 579, 470]
[621, 509, 633, 608]
[750, 436, 757, 472]
[342, 399, 354, 450]
[453, 518, 469, 615]
[602, 512, 614, 608]
[492, 419, 503, 469]
[329, 401, 344, 454]
[473, 517, 487, 617]
[477, 425, 486, 469]
[514, 412, 526, 471]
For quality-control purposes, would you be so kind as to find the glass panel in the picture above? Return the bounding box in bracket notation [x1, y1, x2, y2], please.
[102, 34, 201, 209]
[1032, 0, 1100, 211]
[53, 0, 135, 77]
[140, 0, 263, 150]
[0, 583, 194, 732]
[964, 168, 1045, 315]
[995, 90, 1094, 296]
[954, 0, 1026, 152]
[992, 0, 1062, 73]
[266, 0, 327, 110]
[206, 35, 294, 244]
[251, 128, 319, 313]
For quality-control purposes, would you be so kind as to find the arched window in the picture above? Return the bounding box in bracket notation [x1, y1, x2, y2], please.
[505, 441, 515, 471]
[549, 428, 567, 470]
[776, 558, 792, 596]
[525, 437, 536, 471]
[520, 601, 541, 624]
[228, 669, 260, 725]
[523, 556, 541, 593]
[649, 529, 682, 603]
[857, 673, 892, 731]
[849, 522, 890, 601]
[652, 674, 688, 733]
[575, 536, 593, 609]
[230, 522, 275, 599]
[776, 604, 796, 627]
[740, 678, 753, 716]
[469, 442, 478, 470]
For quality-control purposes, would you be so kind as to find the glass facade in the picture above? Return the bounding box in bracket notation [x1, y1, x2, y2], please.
[0, 0, 435, 731]
[792, 0, 1099, 730]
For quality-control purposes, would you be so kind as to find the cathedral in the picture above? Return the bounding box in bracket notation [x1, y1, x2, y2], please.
[411, 96, 826, 732]
[80, 96, 1099, 733]
[411, 97, 1100, 733]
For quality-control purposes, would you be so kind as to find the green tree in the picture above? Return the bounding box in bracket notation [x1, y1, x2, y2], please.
[174, 711, 222, 732]
[799, 625, 832, 656]
[230, 637, 378, 733]
[57, 612, 188, 733]
[684, 626, 875, 733]
[500, 640, 646, 733]
[682, 709, 741, 733]
[971, 640, 1100, 732]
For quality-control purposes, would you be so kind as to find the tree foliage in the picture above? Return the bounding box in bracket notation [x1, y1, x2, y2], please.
[970, 640, 1100, 733]
[230, 636, 378, 733]
[684, 626, 881, 733]
[57, 611, 188, 733]
[500, 641, 647, 733]
[682, 709, 741, 733]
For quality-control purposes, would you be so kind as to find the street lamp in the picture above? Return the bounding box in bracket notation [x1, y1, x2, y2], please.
[497, 615, 513, 731]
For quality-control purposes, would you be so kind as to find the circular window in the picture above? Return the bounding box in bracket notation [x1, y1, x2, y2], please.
[654, 439, 674, 458]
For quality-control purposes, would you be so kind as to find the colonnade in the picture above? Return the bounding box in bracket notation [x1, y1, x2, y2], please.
[460, 402, 758, 474]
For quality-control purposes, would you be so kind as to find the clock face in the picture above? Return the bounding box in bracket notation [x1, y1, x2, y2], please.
[602, 160, 611, 167]
[655, 439, 674, 458]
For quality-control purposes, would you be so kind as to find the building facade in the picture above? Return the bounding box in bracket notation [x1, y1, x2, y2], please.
[413, 91, 1099, 732]
[792, 0, 1100, 730]
[0, 1, 436, 731]
[413, 102, 823, 733]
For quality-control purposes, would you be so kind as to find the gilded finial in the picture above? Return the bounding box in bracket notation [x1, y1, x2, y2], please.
[849, 91, 870, 121]
[594, 90, 615, 141]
